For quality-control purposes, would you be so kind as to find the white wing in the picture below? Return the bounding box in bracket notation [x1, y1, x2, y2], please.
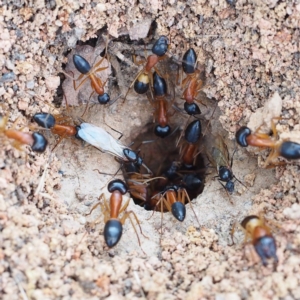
[77, 123, 126, 159]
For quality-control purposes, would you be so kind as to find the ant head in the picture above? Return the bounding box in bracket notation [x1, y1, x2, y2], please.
[31, 132, 48, 153]
[171, 202, 186, 222]
[154, 124, 171, 138]
[184, 120, 202, 144]
[254, 236, 278, 267]
[184, 102, 201, 115]
[73, 54, 91, 74]
[183, 174, 202, 190]
[153, 72, 167, 97]
[104, 220, 123, 248]
[279, 141, 300, 160]
[152, 35, 168, 56]
[182, 48, 197, 74]
[219, 166, 233, 182]
[74, 125, 82, 140]
[98, 93, 110, 105]
[33, 113, 56, 129]
[123, 148, 143, 166]
[241, 215, 260, 229]
[134, 75, 149, 94]
[108, 179, 128, 195]
[236, 126, 251, 147]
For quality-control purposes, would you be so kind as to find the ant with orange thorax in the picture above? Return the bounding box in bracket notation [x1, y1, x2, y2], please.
[1, 115, 47, 153]
[86, 179, 146, 249]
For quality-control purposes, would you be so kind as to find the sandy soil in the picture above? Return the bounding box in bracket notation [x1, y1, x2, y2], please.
[1, 1, 300, 299]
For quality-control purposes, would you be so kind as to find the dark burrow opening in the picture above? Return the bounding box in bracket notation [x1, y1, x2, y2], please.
[122, 121, 206, 215]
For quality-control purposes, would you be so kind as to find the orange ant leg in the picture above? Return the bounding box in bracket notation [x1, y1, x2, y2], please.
[180, 189, 201, 228]
[122, 69, 144, 103]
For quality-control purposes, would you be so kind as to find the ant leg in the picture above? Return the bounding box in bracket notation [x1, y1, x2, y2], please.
[81, 90, 95, 117]
[202, 101, 218, 138]
[181, 189, 201, 228]
[229, 222, 237, 246]
[125, 210, 148, 239]
[73, 74, 90, 91]
[181, 75, 193, 88]
[102, 118, 123, 140]
[218, 180, 234, 204]
[86, 194, 105, 216]
[93, 66, 109, 73]
[51, 135, 66, 152]
[176, 116, 191, 147]
[121, 211, 145, 253]
[152, 67, 165, 79]
[123, 70, 144, 103]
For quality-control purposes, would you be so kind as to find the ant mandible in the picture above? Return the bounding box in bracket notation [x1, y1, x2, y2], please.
[240, 215, 278, 267]
[1, 115, 48, 153]
[123, 36, 169, 102]
[87, 179, 144, 248]
[236, 124, 300, 166]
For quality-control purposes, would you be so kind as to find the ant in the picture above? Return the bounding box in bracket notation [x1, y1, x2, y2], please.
[33, 112, 77, 151]
[180, 119, 202, 168]
[1, 115, 47, 153]
[238, 215, 278, 267]
[150, 184, 201, 235]
[70, 45, 110, 116]
[76, 122, 150, 164]
[152, 185, 186, 222]
[180, 48, 206, 116]
[206, 135, 243, 194]
[236, 124, 300, 166]
[34, 112, 148, 167]
[150, 72, 175, 138]
[87, 179, 144, 248]
[123, 36, 169, 101]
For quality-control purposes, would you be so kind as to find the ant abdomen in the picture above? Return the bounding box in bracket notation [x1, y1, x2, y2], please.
[185, 120, 202, 144]
[104, 219, 123, 248]
[31, 132, 48, 153]
[279, 141, 300, 159]
[182, 48, 197, 74]
[134, 74, 150, 94]
[152, 36, 168, 57]
[98, 93, 110, 105]
[254, 235, 278, 267]
[73, 54, 91, 74]
[154, 124, 171, 138]
[33, 113, 56, 129]
[184, 102, 201, 115]
[171, 202, 186, 222]
[153, 72, 167, 96]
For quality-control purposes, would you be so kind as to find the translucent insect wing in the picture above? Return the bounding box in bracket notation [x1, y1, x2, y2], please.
[77, 123, 126, 159]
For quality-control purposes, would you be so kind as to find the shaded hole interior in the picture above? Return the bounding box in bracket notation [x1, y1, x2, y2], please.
[124, 123, 206, 211]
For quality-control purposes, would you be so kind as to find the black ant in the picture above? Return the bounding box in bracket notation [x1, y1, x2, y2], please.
[206, 135, 243, 194]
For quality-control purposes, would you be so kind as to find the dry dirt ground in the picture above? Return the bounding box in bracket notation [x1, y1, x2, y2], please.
[1, 1, 300, 299]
